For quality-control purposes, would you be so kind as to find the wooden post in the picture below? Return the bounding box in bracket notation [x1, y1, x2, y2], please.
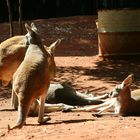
[19, 0, 23, 34]
[6, 0, 14, 37]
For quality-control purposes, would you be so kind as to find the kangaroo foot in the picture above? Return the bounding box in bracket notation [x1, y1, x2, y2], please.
[7, 123, 23, 132]
[38, 116, 51, 124]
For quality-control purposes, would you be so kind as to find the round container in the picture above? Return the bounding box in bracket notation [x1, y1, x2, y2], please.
[97, 9, 140, 57]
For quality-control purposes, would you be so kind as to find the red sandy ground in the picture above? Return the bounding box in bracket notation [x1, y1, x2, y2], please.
[0, 16, 140, 140]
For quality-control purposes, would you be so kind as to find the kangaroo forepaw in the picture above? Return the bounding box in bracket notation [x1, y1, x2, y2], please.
[92, 113, 103, 118]
[62, 106, 76, 112]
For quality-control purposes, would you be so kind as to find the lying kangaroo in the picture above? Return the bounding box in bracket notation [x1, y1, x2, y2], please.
[12, 82, 106, 116]
[8, 23, 57, 130]
[46, 83, 105, 105]
[0, 36, 27, 86]
[72, 74, 140, 116]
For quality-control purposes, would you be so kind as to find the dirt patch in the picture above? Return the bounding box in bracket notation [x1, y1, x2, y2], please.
[0, 16, 140, 140]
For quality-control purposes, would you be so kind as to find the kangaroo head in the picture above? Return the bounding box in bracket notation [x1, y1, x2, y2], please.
[44, 38, 64, 79]
[25, 23, 42, 45]
[108, 74, 133, 98]
[46, 38, 64, 56]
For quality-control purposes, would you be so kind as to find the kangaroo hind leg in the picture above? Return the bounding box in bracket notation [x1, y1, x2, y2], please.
[11, 89, 18, 110]
[8, 95, 32, 131]
[38, 93, 51, 124]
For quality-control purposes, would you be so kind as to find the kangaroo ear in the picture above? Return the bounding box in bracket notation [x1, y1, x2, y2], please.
[121, 74, 133, 88]
[49, 38, 64, 54]
[31, 22, 38, 33]
[25, 23, 33, 35]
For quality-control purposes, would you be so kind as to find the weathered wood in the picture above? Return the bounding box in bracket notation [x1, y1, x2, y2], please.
[6, 0, 13, 37]
[19, 0, 23, 34]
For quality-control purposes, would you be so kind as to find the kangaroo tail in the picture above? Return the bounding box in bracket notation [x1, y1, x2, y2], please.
[72, 91, 104, 105]
[87, 99, 104, 105]
[74, 91, 104, 105]
[75, 97, 104, 105]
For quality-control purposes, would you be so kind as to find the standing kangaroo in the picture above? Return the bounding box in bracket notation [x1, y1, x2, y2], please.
[72, 74, 140, 116]
[8, 23, 57, 130]
[11, 39, 63, 110]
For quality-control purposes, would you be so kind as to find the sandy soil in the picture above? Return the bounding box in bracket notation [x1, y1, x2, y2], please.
[0, 16, 140, 140]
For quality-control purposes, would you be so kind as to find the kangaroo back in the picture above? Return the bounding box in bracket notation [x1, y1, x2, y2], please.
[130, 89, 140, 114]
[0, 36, 27, 86]
[131, 89, 140, 100]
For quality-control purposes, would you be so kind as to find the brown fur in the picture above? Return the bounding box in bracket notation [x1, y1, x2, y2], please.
[0, 36, 26, 86]
[8, 23, 57, 130]
[11, 38, 63, 110]
[0, 34, 62, 87]
[0, 31, 62, 110]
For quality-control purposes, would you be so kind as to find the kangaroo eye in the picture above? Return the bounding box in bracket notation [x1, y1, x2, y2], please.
[116, 88, 121, 93]
[108, 91, 113, 97]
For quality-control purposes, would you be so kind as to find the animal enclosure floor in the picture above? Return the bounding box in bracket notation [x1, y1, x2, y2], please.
[0, 16, 140, 140]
